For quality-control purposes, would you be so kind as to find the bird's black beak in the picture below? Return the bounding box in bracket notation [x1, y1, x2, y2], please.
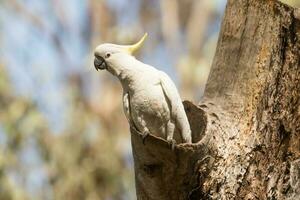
[94, 56, 107, 71]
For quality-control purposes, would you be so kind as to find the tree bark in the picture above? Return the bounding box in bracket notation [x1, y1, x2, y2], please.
[130, 0, 300, 199]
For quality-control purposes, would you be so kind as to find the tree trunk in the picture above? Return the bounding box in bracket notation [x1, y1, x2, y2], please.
[130, 0, 300, 199]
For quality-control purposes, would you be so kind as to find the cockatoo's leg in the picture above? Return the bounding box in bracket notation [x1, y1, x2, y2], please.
[166, 121, 176, 150]
[138, 118, 150, 144]
[181, 129, 192, 144]
[141, 127, 150, 144]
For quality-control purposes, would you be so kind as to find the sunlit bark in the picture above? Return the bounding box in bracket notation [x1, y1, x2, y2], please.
[131, 0, 300, 199]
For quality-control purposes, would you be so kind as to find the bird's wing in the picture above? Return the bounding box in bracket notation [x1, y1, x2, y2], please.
[159, 71, 191, 141]
[123, 92, 131, 124]
[123, 92, 142, 133]
[159, 71, 182, 117]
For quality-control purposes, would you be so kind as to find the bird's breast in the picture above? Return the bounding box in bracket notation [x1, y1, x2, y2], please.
[129, 84, 170, 135]
[130, 87, 168, 117]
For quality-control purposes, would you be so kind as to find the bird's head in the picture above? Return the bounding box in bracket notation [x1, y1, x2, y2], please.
[93, 33, 147, 73]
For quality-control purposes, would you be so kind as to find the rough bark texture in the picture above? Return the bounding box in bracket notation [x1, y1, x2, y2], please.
[130, 0, 300, 199]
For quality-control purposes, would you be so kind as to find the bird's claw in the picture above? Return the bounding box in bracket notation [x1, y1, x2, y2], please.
[183, 136, 192, 144]
[167, 138, 176, 150]
[142, 131, 150, 144]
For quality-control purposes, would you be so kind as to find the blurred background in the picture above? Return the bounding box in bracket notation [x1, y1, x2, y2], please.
[0, 0, 298, 199]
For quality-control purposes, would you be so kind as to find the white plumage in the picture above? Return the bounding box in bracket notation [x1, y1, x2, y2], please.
[94, 34, 191, 144]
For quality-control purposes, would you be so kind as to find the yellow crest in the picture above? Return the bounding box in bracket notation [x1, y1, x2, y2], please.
[126, 33, 148, 54]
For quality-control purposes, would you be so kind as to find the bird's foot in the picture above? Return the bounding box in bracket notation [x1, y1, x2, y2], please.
[182, 131, 192, 144]
[142, 131, 150, 144]
[183, 136, 192, 144]
[167, 137, 176, 150]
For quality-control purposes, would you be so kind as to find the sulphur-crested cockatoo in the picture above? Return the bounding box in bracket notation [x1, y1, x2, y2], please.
[94, 33, 191, 145]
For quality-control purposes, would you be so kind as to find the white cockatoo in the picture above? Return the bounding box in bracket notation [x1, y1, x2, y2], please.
[94, 33, 191, 145]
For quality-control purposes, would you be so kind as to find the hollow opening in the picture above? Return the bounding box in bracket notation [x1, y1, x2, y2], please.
[183, 101, 207, 143]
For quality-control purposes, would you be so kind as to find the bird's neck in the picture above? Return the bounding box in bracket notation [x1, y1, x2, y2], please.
[109, 56, 144, 88]
[118, 65, 143, 91]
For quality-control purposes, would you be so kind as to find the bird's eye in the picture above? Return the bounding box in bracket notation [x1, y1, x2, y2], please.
[105, 53, 111, 58]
